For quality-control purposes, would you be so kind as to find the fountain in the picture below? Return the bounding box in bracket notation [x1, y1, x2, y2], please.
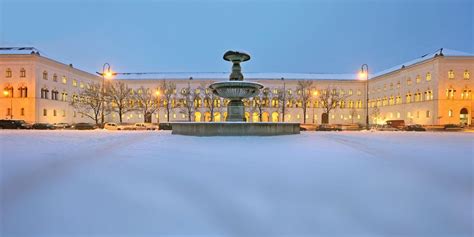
[209, 51, 263, 121]
[171, 50, 300, 136]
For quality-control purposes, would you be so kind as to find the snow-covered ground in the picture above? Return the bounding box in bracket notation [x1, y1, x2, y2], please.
[1, 130, 473, 236]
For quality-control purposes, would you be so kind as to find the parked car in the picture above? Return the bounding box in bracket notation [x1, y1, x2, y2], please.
[128, 123, 148, 130]
[444, 124, 463, 131]
[0, 119, 32, 129]
[316, 124, 342, 131]
[74, 123, 97, 130]
[158, 123, 172, 130]
[32, 123, 55, 130]
[385, 120, 405, 130]
[376, 125, 399, 131]
[53, 123, 71, 129]
[143, 123, 158, 130]
[405, 124, 426, 131]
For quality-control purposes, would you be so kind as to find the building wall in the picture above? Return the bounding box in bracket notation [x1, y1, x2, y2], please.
[1, 53, 472, 126]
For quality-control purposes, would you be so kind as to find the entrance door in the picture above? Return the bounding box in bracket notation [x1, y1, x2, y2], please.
[321, 113, 329, 124]
[460, 108, 469, 125]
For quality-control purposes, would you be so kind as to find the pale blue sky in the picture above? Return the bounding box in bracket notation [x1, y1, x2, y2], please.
[0, 0, 472, 74]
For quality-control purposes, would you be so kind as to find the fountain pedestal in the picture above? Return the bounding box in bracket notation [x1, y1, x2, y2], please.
[226, 100, 245, 121]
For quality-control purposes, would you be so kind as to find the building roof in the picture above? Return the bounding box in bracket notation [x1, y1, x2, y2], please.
[372, 48, 474, 78]
[115, 72, 359, 81]
[0, 47, 41, 55]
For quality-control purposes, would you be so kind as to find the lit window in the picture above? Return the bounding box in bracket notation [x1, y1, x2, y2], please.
[62, 110, 66, 117]
[426, 72, 432, 81]
[72, 79, 77, 87]
[43, 71, 48, 80]
[348, 89, 353, 95]
[464, 70, 470, 80]
[397, 81, 401, 89]
[416, 75, 421, 84]
[20, 68, 26, 77]
[426, 110, 430, 118]
[357, 90, 361, 96]
[21, 108, 25, 116]
[448, 70, 455, 79]
[448, 109, 453, 117]
[407, 78, 412, 85]
[80, 82, 84, 88]
[62, 76, 67, 84]
[6, 68, 12, 78]
[396, 112, 400, 118]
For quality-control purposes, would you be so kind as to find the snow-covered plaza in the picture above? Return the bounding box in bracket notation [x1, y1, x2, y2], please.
[1, 130, 473, 236]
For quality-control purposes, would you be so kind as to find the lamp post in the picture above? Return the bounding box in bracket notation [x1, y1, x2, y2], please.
[281, 77, 285, 122]
[359, 64, 369, 129]
[312, 90, 317, 124]
[155, 90, 161, 124]
[3, 89, 12, 119]
[96, 63, 116, 126]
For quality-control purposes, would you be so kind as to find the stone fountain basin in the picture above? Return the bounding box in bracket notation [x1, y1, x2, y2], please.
[210, 81, 263, 100]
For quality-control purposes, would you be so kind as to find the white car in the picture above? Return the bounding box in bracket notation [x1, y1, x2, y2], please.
[104, 123, 128, 130]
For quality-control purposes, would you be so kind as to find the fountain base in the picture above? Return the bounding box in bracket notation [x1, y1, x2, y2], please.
[171, 122, 300, 136]
[226, 100, 246, 122]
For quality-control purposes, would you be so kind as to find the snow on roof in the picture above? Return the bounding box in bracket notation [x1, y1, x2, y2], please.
[0, 47, 41, 55]
[372, 48, 474, 78]
[116, 72, 359, 81]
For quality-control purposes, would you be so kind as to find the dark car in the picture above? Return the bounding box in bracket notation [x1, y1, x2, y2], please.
[32, 123, 56, 130]
[159, 123, 172, 130]
[316, 124, 342, 131]
[74, 123, 97, 130]
[405, 124, 426, 131]
[444, 124, 463, 131]
[0, 119, 32, 129]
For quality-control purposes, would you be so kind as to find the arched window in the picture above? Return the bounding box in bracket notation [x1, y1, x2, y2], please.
[43, 71, 48, 80]
[20, 68, 26, 77]
[448, 70, 455, 79]
[426, 72, 432, 81]
[464, 70, 470, 80]
[6, 68, 12, 78]
[18, 87, 28, 97]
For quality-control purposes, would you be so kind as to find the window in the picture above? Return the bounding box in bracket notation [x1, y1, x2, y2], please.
[348, 89, 353, 95]
[43, 109, 47, 116]
[448, 70, 455, 79]
[53, 110, 57, 117]
[72, 79, 77, 87]
[21, 108, 25, 116]
[407, 112, 412, 118]
[397, 81, 401, 89]
[426, 72, 432, 81]
[18, 87, 28, 97]
[62, 110, 66, 117]
[464, 70, 470, 80]
[53, 74, 58, 82]
[448, 109, 453, 117]
[61, 76, 67, 84]
[41, 88, 49, 99]
[4, 87, 13, 97]
[406, 93, 412, 103]
[396, 95, 402, 104]
[446, 89, 455, 99]
[416, 75, 421, 84]
[20, 68, 26, 77]
[51, 90, 59, 100]
[396, 112, 400, 118]
[43, 71, 48, 80]
[80, 82, 84, 88]
[425, 90, 433, 101]
[407, 78, 412, 85]
[461, 89, 471, 100]
[426, 110, 430, 118]
[357, 90, 361, 96]
[61, 92, 68, 101]
[6, 68, 12, 78]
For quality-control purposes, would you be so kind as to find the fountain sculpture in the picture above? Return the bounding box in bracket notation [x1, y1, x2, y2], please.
[171, 50, 300, 136]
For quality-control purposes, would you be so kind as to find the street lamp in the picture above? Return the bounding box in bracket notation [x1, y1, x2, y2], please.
[155, 90, 161, 124]
[312, 90, 318, 124]
[359, 64, 369, 129]
[281, 77, 285, 122]
[3, 89, 12, 119]
[96, 63, 116, 126]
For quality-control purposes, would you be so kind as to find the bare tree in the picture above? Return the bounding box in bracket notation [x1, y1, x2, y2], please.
[178, 83, 195, 122]
[160, 80, 176, 122]
[135, 86, 161, 123]
[296, 80, 313, 124]
[319, 86, 350, 124]
[277, 87, 293, 122]
[350, 107, 358, 124]
[107, 81, 135, 123]
[204, 83, 221, 122]
[371, 106, 381, 125]
[251, 87, 270, 122]
[70, 83, 106, 125]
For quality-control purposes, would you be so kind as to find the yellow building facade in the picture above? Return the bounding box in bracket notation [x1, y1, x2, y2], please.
[1, 47, 472, 125]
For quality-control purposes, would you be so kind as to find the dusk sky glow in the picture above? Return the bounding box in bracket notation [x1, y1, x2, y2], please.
[1, 0, 472, 75]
